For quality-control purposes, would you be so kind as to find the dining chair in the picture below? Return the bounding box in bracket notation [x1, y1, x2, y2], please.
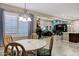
[4, 42, 27, 56]
[27, 32, 38, 55]
[3, 35, 13, 47]
[30, 32, 38, 39]
[37, 36, 53, 56]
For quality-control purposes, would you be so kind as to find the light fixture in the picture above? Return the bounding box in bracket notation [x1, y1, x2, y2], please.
[19, 16, 27, 22]
[18, 3, 31, 22]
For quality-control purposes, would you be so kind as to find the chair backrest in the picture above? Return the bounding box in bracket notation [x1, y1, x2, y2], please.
[4, 42, 26, 56]
[30, 33, 38, 39]
[3, 35, 13, 47]
[48, 36, 53, 55]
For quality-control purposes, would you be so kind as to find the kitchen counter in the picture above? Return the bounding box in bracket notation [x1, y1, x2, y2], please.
[69, 33, 79, 43]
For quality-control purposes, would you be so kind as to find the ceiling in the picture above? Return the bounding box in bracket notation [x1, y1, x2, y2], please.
[6, 3, 79, 20]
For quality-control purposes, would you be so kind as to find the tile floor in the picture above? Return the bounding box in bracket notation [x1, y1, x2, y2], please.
[1, 35, 79, 56]
[52, 35, 79, 56]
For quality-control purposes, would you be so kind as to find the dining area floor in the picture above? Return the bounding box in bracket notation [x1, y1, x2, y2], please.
[1, 35, 79, 56]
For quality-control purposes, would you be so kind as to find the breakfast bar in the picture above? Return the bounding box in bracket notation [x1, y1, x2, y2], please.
[69, 33, 79, 43]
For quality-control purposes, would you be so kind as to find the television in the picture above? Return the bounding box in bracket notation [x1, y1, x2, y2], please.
[55, 24, 67, 32]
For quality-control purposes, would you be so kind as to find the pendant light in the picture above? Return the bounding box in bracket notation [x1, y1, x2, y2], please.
[19, 3, 31, 22]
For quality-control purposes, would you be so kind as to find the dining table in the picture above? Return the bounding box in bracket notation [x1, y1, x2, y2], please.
[14, 39, 48, 51]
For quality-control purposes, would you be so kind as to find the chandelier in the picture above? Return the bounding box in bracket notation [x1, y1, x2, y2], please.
[19, 3, 31, 22]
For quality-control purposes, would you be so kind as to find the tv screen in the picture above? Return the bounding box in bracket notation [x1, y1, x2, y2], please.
[55, 24, 67, 32]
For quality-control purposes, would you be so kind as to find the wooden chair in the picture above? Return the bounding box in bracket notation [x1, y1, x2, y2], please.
[30, 33, 38, 39]
[37, 36, 53, 56]
[27, 33, 38, 55]
[3, 35, 13, 47]
[4, 42, 26, 56]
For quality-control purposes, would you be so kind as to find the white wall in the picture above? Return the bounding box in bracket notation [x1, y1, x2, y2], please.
[40, 20, 52, 26]
[73, 20, 79, 32]
[67, 20, 79, 33]
[40, 19, 52, 31]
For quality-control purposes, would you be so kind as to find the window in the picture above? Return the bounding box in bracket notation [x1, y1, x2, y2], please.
[18, 21, 29, 36]
[4, 11, 30, 36]
[4, 11, 17, 34]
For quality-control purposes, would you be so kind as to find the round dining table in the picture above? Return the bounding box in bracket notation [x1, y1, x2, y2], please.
[14, 39, 47, 51]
